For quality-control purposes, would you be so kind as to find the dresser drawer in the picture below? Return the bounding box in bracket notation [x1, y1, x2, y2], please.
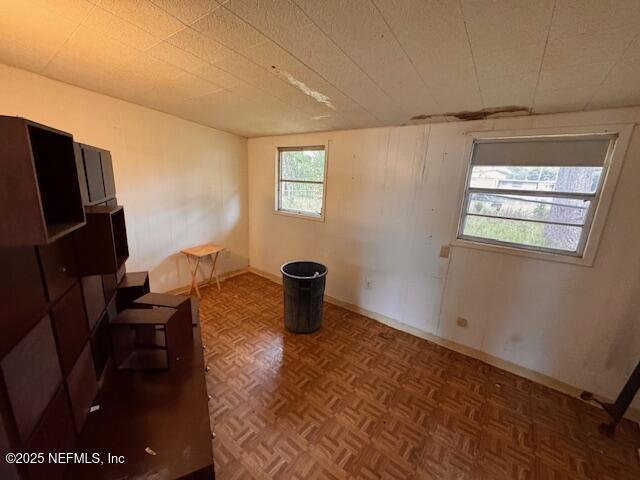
[37, 234, 77, 303]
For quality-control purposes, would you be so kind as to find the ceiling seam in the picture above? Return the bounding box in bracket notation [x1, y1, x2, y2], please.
[8, 64, 248, 137]
[286, 0, 417, 120]
[41, 2, 101, 71]
[43, 4, 303, 134]
[368, 0, 443, 112]
[97, 4, 182, 51]
[95, 1, 190, 42]
[214, 0, 388, 124]
[168, 31, 329, 120]
[458, 0, 485, 110]
[584, 29, 640, 110]
[11, 0, 639, 136]
[148, 0, 225, 30]
[44, 3, 188, 76]
[530, 0, 557, 113]
[145, 6, 347, 122]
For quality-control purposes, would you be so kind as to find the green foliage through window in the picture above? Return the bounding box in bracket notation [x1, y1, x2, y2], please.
[278, 147, 325, 216]
[280, 149, 325, 182]
[461, 164, 602, 254]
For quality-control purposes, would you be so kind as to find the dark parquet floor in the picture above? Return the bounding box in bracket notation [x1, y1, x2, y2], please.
[199, 273, 640, 480]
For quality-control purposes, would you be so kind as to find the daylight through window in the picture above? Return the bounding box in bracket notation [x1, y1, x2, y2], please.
[277, 146, 326, 218]
[458, 135, 616, 256]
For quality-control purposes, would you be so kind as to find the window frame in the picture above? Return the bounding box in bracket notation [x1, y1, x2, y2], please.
[275, 145, 328, 221]
[451, 124, 633, 266]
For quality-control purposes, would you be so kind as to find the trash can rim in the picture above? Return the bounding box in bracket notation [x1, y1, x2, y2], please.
[280, 260, 328, 280]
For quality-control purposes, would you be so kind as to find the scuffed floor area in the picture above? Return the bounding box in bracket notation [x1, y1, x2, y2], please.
[199, 273, 640, 479]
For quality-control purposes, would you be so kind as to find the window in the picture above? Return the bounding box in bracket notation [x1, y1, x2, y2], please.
[457, 134, 617, 257]
[276, 146, 326, 219]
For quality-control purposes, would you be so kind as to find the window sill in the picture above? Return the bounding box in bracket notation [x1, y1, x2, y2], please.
[451, 237, 595, 267]
[274, 209, 325, 222]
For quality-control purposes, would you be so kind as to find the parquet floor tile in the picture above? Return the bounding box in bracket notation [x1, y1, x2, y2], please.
[199, 273, 640, 479]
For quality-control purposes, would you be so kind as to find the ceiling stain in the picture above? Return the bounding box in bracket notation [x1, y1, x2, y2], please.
[410, 106, 530, 123]
[272, 65, 336, 111]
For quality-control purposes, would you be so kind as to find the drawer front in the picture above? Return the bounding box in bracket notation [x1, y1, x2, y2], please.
[0, 246, 48, 357]
[0, 386, 20, 480]
[100, 150, 116, 200]
[102, 273, 117, 305]
[81, 275, 105, 331]
[73, 142, 89, 205]
[66, 343, 98, 432]
[24, 386, 76, 480]
[1, 316, 62, 443]
[90, 312, 110, 381]
[82, 147, 105, 203]
[37, 234, 77, 303]
[50, 283, 89, 375]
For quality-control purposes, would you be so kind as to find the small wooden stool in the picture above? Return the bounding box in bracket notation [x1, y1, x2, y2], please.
[181, 243, 224, 298]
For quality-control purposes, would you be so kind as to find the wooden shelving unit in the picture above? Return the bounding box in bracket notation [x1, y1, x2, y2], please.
[74, 143, 116, 206]
[0, 116, 85, 246]
[116, 271, 149, 311]
[110, 308, 179, 371]
[134, 292, 194, 325]
[0, 117, 214, 480]
[73, 205, 129, 275]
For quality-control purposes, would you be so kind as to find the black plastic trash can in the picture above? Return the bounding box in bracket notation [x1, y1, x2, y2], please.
[281, 261, 328, 333]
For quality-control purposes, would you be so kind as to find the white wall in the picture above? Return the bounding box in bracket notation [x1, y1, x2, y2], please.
[0, 64, 249, 292]
[248, 108, 640, 409]
[2, 61, 638, 409]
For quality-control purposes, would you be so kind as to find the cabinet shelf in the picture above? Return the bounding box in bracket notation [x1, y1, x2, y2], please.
[0, 116, 85, 246]
[72, 205, 129, 275]
[116, 271, 149, 312]
[118, 348, 168, 371]
[74, 143, 116, 206]
[110, 308, 177, 371]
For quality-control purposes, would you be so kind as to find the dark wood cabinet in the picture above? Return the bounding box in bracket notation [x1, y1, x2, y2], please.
[66, 344, 98, 433]
[73, 205, 129, 275]
[37, 234, 78, 304]
[81, 276, 105, 331]
[1, 316, 62, 443]
[0, 119, 215, 479]
[116, 271, 149, 312]
[0, 117, 85, 246]
[50, 284, 89, 375]
[24, 386, 76, 480]
[101, 150, 116, 200]
[0, 247, 48, 357]
[75, 143, 116, 206]
[106, 295, 117, 321]
[73, 142, 89, 208]
[67, 325, 214, 480]
[111, 308, 179, 371]
[90, 312, 110, 381]
[0, 382, 20, 480]
[134, 293, 194, 328]
[83, 147, 105, 203]
[101, 274, 117, 305]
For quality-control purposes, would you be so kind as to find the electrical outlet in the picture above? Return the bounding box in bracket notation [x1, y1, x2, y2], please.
[456, 317, 468, 328]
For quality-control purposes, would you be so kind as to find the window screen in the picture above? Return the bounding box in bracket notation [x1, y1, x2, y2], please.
[458, 135, 615, 256]
[277, 146, 326, 217]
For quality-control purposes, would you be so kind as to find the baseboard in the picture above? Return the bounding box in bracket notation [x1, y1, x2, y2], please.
[248, 266, 639, 422]
[163, 267, 250, 295]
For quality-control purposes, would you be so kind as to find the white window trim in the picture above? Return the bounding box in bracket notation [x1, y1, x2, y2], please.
[451, 124, 634, 266]
[274, 143, 329, 222]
